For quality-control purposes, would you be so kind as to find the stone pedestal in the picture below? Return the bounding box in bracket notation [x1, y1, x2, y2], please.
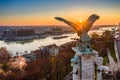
[81, 54, 96, 80]
[71, 56, 79, 80]
[95, 57, 103, 80]
[71, 47, 99, 80]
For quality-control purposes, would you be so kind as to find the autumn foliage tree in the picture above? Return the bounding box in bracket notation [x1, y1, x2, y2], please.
[0, 41, 76, 80]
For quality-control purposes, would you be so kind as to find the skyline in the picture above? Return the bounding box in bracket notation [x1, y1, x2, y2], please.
[0, 0, 120, 26]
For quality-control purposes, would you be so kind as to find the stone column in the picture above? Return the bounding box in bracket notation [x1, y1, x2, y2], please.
[71, 56, 79, 80]
[95, 57, 103, 80]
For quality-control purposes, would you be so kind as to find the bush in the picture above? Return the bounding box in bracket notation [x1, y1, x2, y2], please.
[2, 63, 9, 71]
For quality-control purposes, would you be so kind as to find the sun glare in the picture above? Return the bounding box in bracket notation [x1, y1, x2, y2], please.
[79, 20, 82, 23]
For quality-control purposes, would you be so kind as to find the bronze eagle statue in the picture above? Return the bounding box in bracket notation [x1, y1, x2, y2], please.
[54, 14, 99, 53]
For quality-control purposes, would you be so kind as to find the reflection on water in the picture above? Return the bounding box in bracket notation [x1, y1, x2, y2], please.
[0, 33, 78, 56]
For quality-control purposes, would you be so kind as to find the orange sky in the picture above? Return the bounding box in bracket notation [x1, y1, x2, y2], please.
[0, 0, 120, 26]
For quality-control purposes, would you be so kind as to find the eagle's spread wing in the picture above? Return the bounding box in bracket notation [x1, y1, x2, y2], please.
[54, 17, 81, 35]
[82, 14, 99, 33]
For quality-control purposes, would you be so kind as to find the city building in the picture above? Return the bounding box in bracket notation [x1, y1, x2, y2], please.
[49, 45, 59, 56]
[16, 29, 35, 36]
[3, 29, 16, 37]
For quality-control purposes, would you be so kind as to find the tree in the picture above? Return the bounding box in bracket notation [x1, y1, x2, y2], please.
[0, 47, 10, 63]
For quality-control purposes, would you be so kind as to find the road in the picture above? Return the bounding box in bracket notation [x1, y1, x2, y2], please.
[115, 39, 120, 64]
[114, 39, 120, 70]
[107, 48, 119, 72]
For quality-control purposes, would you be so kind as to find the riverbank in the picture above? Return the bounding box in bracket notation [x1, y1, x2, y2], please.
[0, 33, 78, 56]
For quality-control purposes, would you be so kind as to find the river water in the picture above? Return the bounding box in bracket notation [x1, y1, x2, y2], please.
[0, 33, 78, 56]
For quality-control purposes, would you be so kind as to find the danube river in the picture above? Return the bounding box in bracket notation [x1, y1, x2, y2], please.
[0, 33, 78, 56]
